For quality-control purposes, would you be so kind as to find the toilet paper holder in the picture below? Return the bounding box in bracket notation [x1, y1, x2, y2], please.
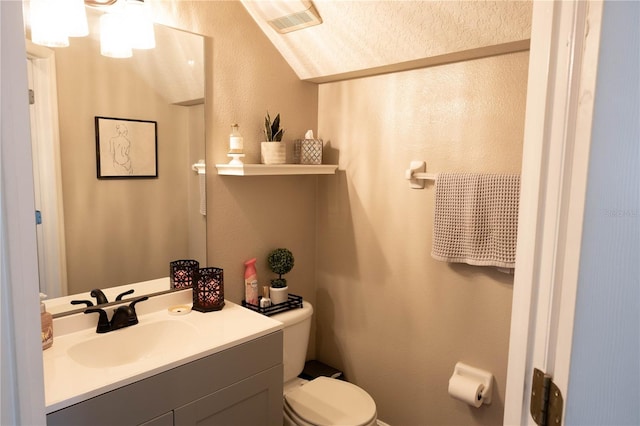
[449, 362, 493, 406]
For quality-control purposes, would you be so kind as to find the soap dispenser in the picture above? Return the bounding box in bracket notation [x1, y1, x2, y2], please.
[227, 124, 245, 165]
[229, 124, 244, 154]
[40, 293, 53, 350]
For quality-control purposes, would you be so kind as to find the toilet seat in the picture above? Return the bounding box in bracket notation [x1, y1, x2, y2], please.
[284, 377, 377, 426]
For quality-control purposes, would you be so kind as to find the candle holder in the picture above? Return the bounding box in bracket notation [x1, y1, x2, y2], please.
[193, 267, 225, 312]
[170, 259, 199, 289]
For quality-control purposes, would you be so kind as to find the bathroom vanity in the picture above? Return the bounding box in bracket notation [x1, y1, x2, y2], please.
[44, 292, 283, 426]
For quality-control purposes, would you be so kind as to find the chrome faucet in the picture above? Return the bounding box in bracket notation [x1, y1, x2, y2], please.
[84, 296, 149, 333]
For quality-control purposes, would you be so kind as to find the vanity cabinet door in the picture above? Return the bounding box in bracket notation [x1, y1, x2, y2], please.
[174, 365, 282, 426]
[140, 411, 174, 426]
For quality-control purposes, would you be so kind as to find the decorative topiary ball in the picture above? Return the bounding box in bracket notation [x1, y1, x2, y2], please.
[267, 248, 294, 278]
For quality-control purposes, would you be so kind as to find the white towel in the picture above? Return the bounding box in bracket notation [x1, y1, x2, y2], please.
[199, 173, 206, 216]
[431, 173, 520, 269]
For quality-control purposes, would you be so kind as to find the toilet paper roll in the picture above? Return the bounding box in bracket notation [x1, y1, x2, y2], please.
[448, 375, 484, 408]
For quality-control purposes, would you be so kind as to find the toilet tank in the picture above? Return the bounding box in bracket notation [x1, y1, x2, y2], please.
[271, 301, 313, 382]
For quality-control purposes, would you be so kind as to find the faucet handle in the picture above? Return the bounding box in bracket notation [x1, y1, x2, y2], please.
[115, 289, 135, 301]
[128, 296, 149, 314]
[70, 299, 94, 308]
[84, 308, 111, 333]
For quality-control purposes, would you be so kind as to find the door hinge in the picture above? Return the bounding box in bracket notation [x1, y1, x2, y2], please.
[29, 89, 35, 105]
[531, 368, 563, 426]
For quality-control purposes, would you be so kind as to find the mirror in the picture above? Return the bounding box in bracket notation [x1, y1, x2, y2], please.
[29, 7, 206, 316]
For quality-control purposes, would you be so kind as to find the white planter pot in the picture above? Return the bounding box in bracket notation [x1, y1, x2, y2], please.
[261, 142, 286, 165]
[270, 286, 289, 305]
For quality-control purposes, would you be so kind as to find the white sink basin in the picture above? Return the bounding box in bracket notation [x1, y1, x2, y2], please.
[44, 296, 284, 414]
[67, 319, 198, 368]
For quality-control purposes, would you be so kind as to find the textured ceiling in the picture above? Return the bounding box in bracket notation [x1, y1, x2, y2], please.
[240, 0, 532, 82]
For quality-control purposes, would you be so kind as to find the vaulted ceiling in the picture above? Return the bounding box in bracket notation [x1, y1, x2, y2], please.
[240, 0, 533, 83]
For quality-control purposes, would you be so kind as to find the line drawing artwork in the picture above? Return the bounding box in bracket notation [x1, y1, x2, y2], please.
[110, 123, 133, 175]
[95, 116, 157, 179]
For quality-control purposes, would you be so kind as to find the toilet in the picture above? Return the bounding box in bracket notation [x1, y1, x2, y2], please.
[272, 301, 377, 426]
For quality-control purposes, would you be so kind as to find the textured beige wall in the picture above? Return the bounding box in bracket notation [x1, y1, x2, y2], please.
[316, 51, 528, 425]
[151, 1, 320, 358]
[147, 2, 527, 423]
[55, 35, 198, 295]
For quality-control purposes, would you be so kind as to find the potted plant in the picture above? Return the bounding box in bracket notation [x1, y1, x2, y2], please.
[260, 111, 286, 165]
[267, 248, 294, 304]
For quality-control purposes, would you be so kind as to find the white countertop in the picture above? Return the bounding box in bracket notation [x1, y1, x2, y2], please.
[43, 291, 282, 414]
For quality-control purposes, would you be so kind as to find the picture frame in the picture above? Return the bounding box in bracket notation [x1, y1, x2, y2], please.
[95, 116, 158, 179]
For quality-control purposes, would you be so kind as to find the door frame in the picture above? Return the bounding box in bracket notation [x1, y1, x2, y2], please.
[504, 1, 603, 424]
[26, 41, 68, 298]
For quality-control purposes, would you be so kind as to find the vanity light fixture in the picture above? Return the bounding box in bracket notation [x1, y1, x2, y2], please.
[100, 10, 132, 58]
[29, 0, 155, 58]
[125, 0, 156, 50]
[29, 0, 88, 47]
[84, 0, 118, 5]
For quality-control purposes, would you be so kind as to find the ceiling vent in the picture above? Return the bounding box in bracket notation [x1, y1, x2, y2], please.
[244, 0, 323, 34]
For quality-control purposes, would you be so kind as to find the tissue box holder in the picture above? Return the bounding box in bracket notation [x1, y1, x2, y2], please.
[294, 139, 323, 164]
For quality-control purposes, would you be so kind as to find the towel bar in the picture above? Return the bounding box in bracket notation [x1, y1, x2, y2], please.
[192, 161, 206, 175]
[406, 160, 436, 189]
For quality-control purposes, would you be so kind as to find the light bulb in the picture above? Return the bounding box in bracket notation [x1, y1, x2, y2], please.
[30, 0, 70, 47]
[66, 0, 89, 38]
[126, 0, 156, 50]
[100, 12, 132, 58]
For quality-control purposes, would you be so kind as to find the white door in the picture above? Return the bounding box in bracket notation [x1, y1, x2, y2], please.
[27, 59, 48, 294]
[505, 1, 606, 424]
[26, 43, 68, 299]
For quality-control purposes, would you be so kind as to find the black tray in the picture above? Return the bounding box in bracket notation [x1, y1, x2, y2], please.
[242, 293, 303, 316]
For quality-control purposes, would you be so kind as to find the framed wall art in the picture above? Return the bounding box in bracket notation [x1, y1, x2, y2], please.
[95, 116, 158, 178]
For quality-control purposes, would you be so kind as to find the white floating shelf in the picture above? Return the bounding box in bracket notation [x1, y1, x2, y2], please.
[215, 164, 338, 176]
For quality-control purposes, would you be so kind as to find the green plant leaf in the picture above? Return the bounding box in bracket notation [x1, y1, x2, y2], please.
[264, 113, 272, 141]
[263, 111, 284, 142]
[271, 114, 280, 138]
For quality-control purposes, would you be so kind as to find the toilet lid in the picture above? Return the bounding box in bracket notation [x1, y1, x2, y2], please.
[284, 377, 376, 426]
